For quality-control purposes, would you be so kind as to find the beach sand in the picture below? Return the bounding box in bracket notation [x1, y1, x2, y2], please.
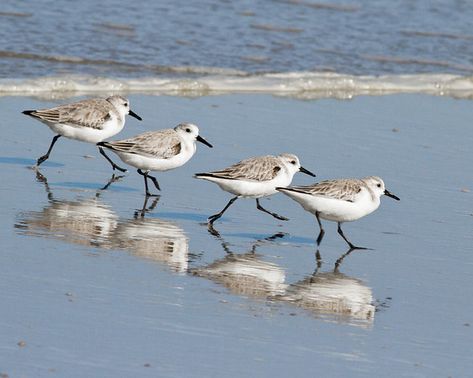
[1, 93, 472, 377]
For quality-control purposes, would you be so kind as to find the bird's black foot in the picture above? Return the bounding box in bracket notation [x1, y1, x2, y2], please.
[145, 191, 161, 198]
[273, 213, 289, 221]
[347, 244, 370, 251]
[113, 164, 127, 173]
[256, 199, 289, 221]
[208, 213, 222, 225]
[36, 155, 49, 166]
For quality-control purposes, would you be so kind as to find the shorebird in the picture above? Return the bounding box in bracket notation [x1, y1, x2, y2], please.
[195, 153, 315, 226]
[22, 95, 142, 171]
[98, 123, 212, 196]
[277, 176, 400, 249]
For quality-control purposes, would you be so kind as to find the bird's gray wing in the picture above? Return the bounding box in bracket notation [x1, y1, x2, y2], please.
[207, 155, 281, 181]
[28, 98, 112, 130]
[285, 179, 364, 202]
[104, 130, 181, 159]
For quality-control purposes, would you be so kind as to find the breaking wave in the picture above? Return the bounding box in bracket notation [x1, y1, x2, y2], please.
[2, 71, 473, 100]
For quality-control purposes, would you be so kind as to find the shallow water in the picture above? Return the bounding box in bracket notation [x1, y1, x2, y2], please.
[2, 0, 473, 77]
[1, 93, 473, 376]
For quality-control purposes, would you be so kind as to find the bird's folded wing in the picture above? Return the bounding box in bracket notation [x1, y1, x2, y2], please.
[207, 155, 281, 181]
[106, 130, 181, 159]
[287, 179, 363, 202]
[30, 99, 110, 129]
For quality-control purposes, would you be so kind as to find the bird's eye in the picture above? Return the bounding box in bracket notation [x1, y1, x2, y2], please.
[377, 183, 381, 188]
[124, 103, 128, 107]
[290, 160, 296, 165]
[186, 128, 191, 133]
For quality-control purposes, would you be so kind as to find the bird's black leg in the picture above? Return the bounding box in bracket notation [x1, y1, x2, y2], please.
[37, 134, 61, 166]
[255, 199, 289, 221]
[337, 222, 367, 250]
[208, 196, 239, 225]
[98, 146, 127, 172]
[147, 173, 161, 191]
[137, 169, 150, 196]
[315, 211, 325, 246]
[137, 169, 159, 197]
[334, 247, 356, 272]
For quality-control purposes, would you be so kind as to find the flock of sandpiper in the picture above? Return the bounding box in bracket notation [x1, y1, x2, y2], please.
[23, 95, 399, 250]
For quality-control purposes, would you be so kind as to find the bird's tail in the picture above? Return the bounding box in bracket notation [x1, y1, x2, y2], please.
[22, 110, 37, 117]
[194, 173, 213, 179]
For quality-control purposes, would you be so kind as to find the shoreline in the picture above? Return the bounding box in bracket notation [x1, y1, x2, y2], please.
[2, 72, 473, 100]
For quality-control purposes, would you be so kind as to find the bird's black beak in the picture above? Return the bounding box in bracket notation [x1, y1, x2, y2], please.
[384, 189, 400, 201]
[197, 135, 213, 148]
[128, 110, 142, 121]
[299, 166, 316, 177]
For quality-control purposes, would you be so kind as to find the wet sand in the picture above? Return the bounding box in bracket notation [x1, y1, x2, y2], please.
[1, 93, 472, 377]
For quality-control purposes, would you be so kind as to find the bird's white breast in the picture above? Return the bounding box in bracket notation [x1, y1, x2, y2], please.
[283, 187, 381, 222]
[46, 113, 124, 144]
[116, 139, 196, 172]
[205, 168, 294, 198]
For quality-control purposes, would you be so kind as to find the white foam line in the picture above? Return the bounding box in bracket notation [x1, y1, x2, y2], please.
[2, 72, 473, 99]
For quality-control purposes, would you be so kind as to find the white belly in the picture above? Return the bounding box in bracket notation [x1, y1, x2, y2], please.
[114, 149, 194, 172]
[47, 118, 124, 144]
[201, 173, 293, 198]
[281, 190, 380, 222]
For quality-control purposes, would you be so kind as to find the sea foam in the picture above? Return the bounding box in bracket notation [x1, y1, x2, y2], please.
[2, 72, 473, 99]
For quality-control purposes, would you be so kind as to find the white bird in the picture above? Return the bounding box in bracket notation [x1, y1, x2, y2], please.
[97, 123, 212, 196]
[195, 153, 315, 226]
[277, 176, 400, 249]
[22, 95, 142, 171]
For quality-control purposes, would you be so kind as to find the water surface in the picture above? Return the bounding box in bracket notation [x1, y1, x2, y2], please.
[1, 93, 472, 376]
[2, 0, 473, 78]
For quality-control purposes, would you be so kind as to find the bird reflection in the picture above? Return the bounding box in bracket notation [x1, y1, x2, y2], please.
[16, 170, 189, 272]
[15, 171, 119, 247]
[280, 249, 375, 325]
[111, 217, 189, 273]
[195, 231, 374, 325]
[17, 171, 375, 324]
[191, 233, 288, 297]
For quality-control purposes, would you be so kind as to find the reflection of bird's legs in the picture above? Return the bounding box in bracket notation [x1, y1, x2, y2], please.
[207, 223, 221, 237]
[208, 226, 287, 256]
[309, 250, 323, 281]
[37, 135, 61, 167]
[255, 199, 289, 221]
[34, 169, 53, 201]
[147, 197, 160, 212]
[334, 247, 356, 273]
[135, 195, 160, 218]
[315, 249, 322, 268]
[265, 232, 287, 241]
[248, 232, 287, 254]
[98, 174, 125, 193]
[98, 146, 127, 172]
[206, 225, 235, 255]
